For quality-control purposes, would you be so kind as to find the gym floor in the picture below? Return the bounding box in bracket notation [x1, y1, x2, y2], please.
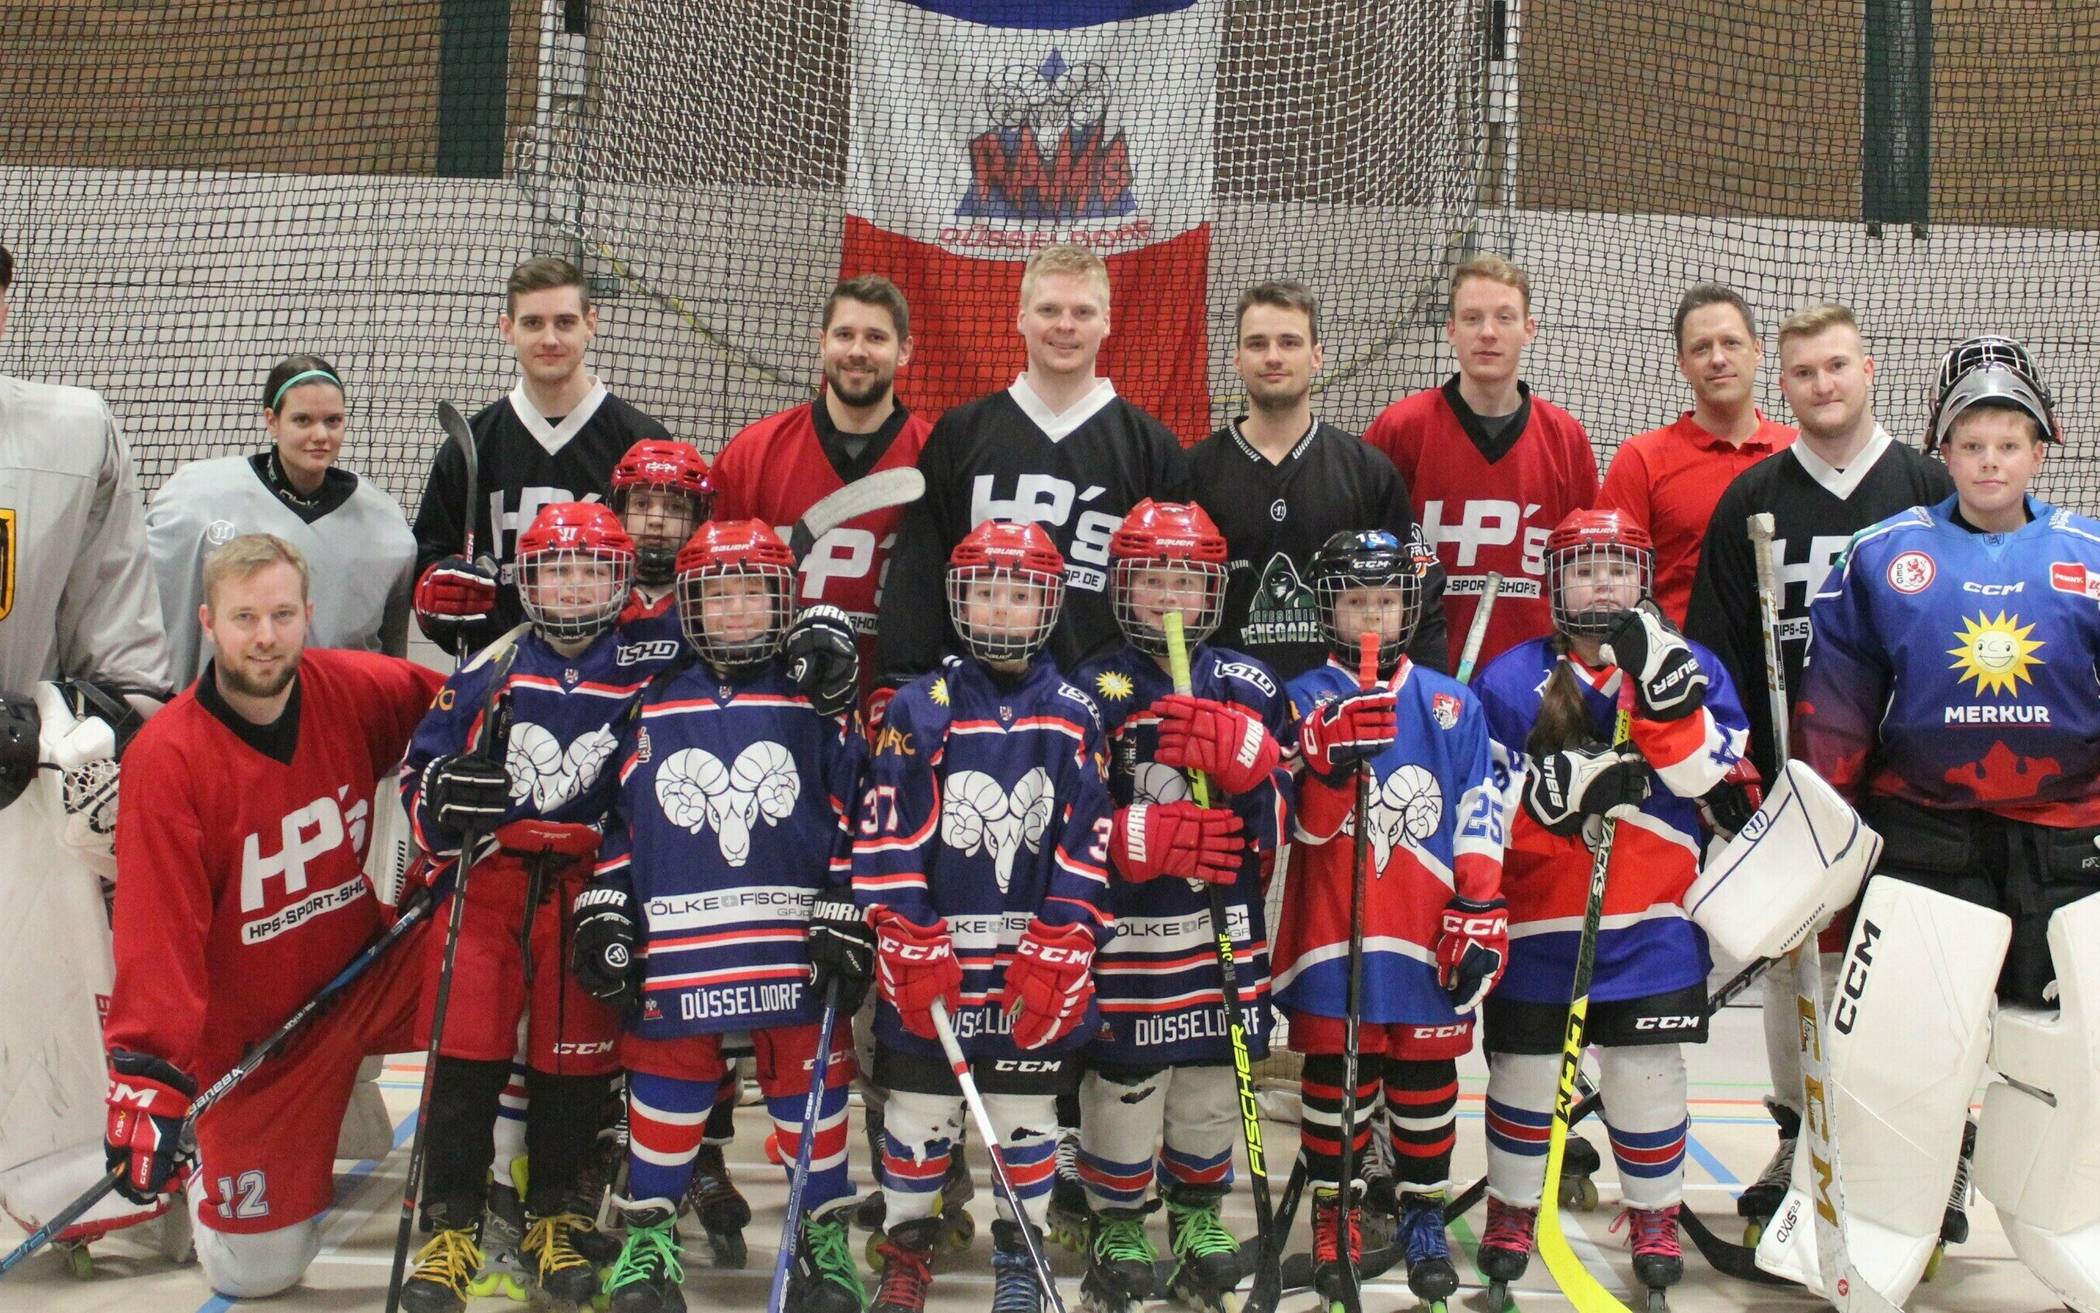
[3, 1002, 2063, 1311]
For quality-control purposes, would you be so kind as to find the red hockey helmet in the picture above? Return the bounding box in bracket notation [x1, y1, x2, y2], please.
[1109, 500, 1228, 656]
[674, 519, 795, 666]
[947, 520, 1066, 664]
[1544, 509, 1653, 636]
[516, 501, 636, 642]
[610, 439, 713, 586]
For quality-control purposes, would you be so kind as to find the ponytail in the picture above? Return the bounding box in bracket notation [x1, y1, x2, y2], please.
[1525, 633, 1597, 756]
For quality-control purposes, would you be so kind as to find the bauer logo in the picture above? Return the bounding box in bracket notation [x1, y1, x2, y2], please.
[1885, 549, 1936, 594]
[958, 49, 1135, 224]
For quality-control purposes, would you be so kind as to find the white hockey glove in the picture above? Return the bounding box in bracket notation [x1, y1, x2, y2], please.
[1524, 741, 1650, 838]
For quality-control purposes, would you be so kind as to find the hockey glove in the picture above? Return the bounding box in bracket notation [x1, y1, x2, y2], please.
[1435, 895, 1510, 1013]
[105, 1050, 196, 1204]
[871, 907, 963, 1041]
[863, 683, 898, 746]
[784, 605, 861, 719]
[1153, 693, 1281, 796]
[1297, 689, 1397, 780]
[1111, 800, 1245, 885]
[807, 890, 875, 1014]
[570, 884, 640, 1007]
[1000, 918, 1098, 1051]
[420, 751, 511, 835]
[1599, 602, 1708, 721]
[1697, 756, 1764, 839]
[1524, 742, 1650, 837]
[413, 556, 501, 653]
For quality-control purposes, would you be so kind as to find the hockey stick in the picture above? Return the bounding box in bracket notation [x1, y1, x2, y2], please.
[383, 652, 519, 1313]
[927, 999, 1068, 1313]
[0, 889, 437, 1280]
[787, 467, 925, 566]
[1163, 612, 1282, 1313]
[1453, 570, 1502, 683]
[766, 979, 842, 1313]
[1322, 633, 1381, 1313]
[436, 400, 481, 668]
[1748, 512, 1899, 1312]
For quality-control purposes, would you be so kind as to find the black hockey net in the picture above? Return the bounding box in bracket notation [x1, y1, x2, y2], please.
[5, 3, 2094, 1092]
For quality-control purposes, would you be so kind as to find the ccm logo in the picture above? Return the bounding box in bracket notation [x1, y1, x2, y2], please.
[990, 1059, 1063, 1073]
[1451, 915, 1501, 936]
[552, 1041, 615, 1056]
[1633, 1015, 1701, 1031]
[1406, 1023, 1470, 1039]
[1831, 918, 1882, 1035]
[1021, 944, 1089, 965]
[887, 943, 950, 962]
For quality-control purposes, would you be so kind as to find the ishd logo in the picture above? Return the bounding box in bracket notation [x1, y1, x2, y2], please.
[958, 49, 1135, 223]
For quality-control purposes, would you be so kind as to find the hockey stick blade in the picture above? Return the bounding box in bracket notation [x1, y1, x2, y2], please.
[788, 467, 924, 565]
[1682, 1202, 1794, 1285]
[436, 401, 479, 560]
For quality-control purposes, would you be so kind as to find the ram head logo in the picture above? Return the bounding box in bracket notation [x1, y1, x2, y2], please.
[1131, 760, 1191, 807]
[656, 742, 801, 866]
[1343, 763, 1444, 876]
[941, 766, 1054, 893]
[507, 722, 618, 813]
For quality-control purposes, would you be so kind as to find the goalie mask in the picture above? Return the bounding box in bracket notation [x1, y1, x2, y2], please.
[516, 502, 636, 643]
[1109, 499, 1228, 657]
[610, 439, 712, 586]
[675, 519, 794, 668]
[1309, 528, 1434, 675]
[947, 520, 1066, 665]
[1545, 509, 1654, 637]
[1927, 335, 2062, 452]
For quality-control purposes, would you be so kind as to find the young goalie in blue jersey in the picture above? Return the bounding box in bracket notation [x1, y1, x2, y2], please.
[1065, 501, 1291, 1313]
[853, 519, 1115, 1313]
[568, 520, 871, 1313]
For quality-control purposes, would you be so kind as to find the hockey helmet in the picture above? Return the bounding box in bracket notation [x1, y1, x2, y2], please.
[1308, 528, 1435, 674]
[516, 501, 636, 642]
[1109, 499, 1228, 657]
[1545, 509, 1653, 637]
[947, 520, 1066, 664]
[1927, 335, 2061, 452]
[610, 439, 713, 586]
[675, 519, 795, 667]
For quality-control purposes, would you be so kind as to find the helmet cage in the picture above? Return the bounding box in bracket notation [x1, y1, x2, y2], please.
[947, 565, 1064, 665]
[1928, 336, 2060, 451]
[1548, 539, 1653, 636]
[518, 544, 634, 642]
[676, 559, 792, 667]
[1309, 531, 1428, 674]
[1111, 556, 1226, 656]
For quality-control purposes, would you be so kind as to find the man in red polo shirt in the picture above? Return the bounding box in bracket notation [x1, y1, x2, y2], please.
[1598, 284, 1796, 624]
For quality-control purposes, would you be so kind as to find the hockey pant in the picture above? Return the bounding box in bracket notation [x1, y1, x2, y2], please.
[619, 1025, 855, 1214]
[882, 1088, 1058, 1229]
[1483, 1044, 1688, 1210]
[1289, 1014, 1466, 1194]
[1078, 1063, 1238, 1211]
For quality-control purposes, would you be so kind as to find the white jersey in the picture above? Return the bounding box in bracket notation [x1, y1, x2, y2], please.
[146, 453, 417, 682]
[0, 374, 170, 694]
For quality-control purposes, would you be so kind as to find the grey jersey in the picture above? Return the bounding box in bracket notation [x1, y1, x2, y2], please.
[0, 374, 170, 696]
[146, 454, 417, 683]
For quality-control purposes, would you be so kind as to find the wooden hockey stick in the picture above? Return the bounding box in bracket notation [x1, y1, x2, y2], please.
[1453, 570, 1502, 683]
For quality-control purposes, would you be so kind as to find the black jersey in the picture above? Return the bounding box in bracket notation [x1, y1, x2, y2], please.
[1191, 419, 1450, 680]
[410, 380, 669, 631]
[874, 380, 1190, 681]
[1686, 428, 1953, 779]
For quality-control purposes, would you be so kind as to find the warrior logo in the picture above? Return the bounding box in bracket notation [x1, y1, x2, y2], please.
[1343, 764, 1445, 874]
[656, 742, 801, 866]
[958, 49, 1134, 222]
[506, 722, 617, 812]
[941, 767, 1054, 893]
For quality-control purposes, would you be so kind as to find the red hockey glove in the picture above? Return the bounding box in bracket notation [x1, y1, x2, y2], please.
[413, 556, 499, 651]
[999, 918, 1097, 1051]
[1111, 801, 1245, 885]
[1297, 689, 1397, 780]
[104, 1050, 196, 1204]
[1697, 755, 1764, 839]
[1153, 693, 1281, 795]
[863, 683, 898, 746]
[871, 906, 962, 1041]
[1435, 896, 1510, 1013]
[494, 818, 601, 864]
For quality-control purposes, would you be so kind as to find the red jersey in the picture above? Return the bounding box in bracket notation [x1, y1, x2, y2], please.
[1599, 410, 1795, 624]
[1363, 378, 1598, 669]
[712, 400, 931, 696]
[107, 649, 443, 1082]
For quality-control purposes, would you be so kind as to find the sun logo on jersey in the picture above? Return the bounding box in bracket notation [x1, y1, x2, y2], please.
[929, 677, 950, 708]
[1093, 671, 1134, 703]
[1947, 611, 2045, 696]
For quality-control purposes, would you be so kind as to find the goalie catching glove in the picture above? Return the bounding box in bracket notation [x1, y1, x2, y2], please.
[1111, 800, 1245, 885]
[1153, 693, 1280, 794]
[871, 907, 962, 1041]
[999, 918, 1097, 1050]
[1599, 601, 1707, 720]
[1435, 896, 1509, 1012]
[1524, 740, 1650, 837]
[1297, 687, 1397, 779]
[105, 1050, 196, 1203]
[570, 885, 640, 1007]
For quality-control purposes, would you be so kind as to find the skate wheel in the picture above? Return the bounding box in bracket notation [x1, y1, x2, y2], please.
[1558, 1176, 1599, 1211]
[1485, 1279, 1513, 1312]
[62, 1242, 94, 1279]
[709, 1230, 748, 1269]
[1922, 1242, 1945, 1282]
[1644, 1291, 1669, 1313]
[1742, 1220, 1764, 1248]
[938, 1208, 976, 1255]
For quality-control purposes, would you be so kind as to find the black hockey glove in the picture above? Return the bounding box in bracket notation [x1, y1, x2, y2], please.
[1524, 741, 1651, 838]
[105, 1050, 196, 1204]
[570, 885, 639, 1007]
[1599, 602, 1707, 721]
[420, 751, 511, 835]
[784, 604, 860, 719]
[807, 890, 875, 1014]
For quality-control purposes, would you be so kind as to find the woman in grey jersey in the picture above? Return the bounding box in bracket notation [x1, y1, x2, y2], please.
[146, 355, 417, 682]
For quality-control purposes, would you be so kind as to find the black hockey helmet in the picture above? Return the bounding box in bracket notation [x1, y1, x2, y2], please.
[1927, 335, 2061, 452]
[0, 690, 38, 812]
[1308, 528, 1433, 675]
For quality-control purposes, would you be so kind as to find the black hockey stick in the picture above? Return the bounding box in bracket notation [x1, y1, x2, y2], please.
[0, 889, 437, 1280]
[436, 400, 482, 668]
[1163, 613, 1282, 1313]
[766, 979, 843, 1312]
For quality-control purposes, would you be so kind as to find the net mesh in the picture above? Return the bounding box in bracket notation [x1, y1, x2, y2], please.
[6, 2, 2095, 1084]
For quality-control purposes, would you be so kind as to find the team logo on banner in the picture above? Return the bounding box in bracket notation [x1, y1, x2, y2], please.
[960, 49, 1134, 222]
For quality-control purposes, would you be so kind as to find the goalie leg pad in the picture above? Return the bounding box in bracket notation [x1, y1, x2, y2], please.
[1754, 875, 2007, 1301]
[1687, 760, 1881, 962]
[1978, 889, 2100, 1313]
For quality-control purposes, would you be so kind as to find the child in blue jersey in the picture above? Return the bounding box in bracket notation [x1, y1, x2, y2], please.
[1065, 501, 1290, 1312]
[567, 519, 869, 1313]
[854, 519, 1114, 1313]
[1469, 509, 1750, 1307]
[610, 438, 711, 653]
[398, 501, 678, 1312]
[1277, 528, 1508, 1310]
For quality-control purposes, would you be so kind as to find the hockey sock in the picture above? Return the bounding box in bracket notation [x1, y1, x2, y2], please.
[1382, 1056, 1458, 1191]
[492, 1061, 529, 1187]
[878, 1089, 959, 1226]
[767, 1081, 853, 1212]
[1597, 1045, 1689, 1209]
[1078, 1067, 1165, 1211]
[524, 1070, 615, 1214]
[624, 1070, 720, 1205]
[421, 1055, 512, 1222]
[1159, 1064, 1238, 1195]
[1300, 1053, 1379, 1187]
[1482, 1051, 1558, 1208]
